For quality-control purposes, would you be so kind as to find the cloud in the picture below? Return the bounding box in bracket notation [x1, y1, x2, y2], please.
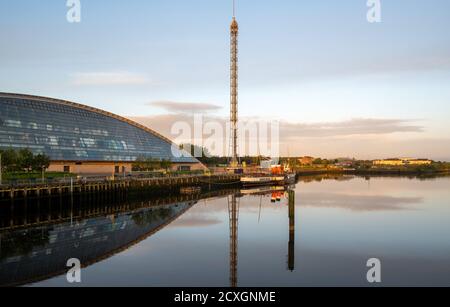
[280, 118, 424, 138]
[170, 216, 222, 228]
[71, 72, 152, 86]
[129, 114, 424, 139]
[149, 100, 222, 113]
[300, 193, 422, 212]
[127, 114, 447, 159]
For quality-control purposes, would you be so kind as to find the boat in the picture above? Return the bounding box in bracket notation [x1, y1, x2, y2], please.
[240, 174, 285, 187]
[241, 164, 296, 187]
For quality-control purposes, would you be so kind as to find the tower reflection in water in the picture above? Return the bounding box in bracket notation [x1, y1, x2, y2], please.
[0, 187, 297, 287]
[228, 194, 239, 288]
[230, 186, 296, 287]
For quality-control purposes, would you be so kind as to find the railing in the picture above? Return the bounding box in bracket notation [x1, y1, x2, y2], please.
[0, 172, 235, 189]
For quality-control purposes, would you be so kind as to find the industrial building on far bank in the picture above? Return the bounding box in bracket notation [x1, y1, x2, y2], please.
[373, 158, 433, 166]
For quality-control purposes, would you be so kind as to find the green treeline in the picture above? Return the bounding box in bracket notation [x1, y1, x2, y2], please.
[0, 148, 50, 173]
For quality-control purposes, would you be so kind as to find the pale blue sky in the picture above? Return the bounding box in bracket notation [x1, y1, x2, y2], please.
[1, 0, 450, 159]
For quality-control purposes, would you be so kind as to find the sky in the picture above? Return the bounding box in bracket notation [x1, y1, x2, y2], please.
[1, 0, 450, 160]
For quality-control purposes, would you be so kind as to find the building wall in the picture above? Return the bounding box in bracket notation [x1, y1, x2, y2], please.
[408, 160, 432, 165]
[48, 162, 132, 176]
[170, 163, 208, 172]
[373, 159, 432, 166]
[49, 161, 207, 175]
[373, 160, 404, 166]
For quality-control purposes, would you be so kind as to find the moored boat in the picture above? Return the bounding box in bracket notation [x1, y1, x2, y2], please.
[240, 164, 296, 187]
[241, 175, 285, 187]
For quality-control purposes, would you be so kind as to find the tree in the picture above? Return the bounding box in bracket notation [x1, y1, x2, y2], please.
[160, 159, 172, 172]
[180, 144, 211, 159]
[18, 148, 34, 172]
[0, 148, 19, 172]
[313, 158, 323, 165]
[132, 155, 149, 171]
[32, 154, 50, 172]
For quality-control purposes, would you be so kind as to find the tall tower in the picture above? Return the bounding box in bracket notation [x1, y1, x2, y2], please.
[230, 0, 239, 166]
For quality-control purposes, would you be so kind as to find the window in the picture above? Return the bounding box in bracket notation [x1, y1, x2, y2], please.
[64, 166, 71, 173]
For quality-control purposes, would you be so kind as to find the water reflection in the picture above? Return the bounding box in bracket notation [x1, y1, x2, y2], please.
[0, 190, 233, 286]
[1, 174, 450, 287]
[228, 194, 239, 287]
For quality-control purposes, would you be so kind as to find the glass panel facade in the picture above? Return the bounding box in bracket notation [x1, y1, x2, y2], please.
[0, 96, 197, 163]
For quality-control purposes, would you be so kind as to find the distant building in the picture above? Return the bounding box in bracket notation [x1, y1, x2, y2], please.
[407, 159, 433, 165]
[298, 156, 314, 166]
[373, 158, 432, 166]
[0, 93, 205, 175]
[335, 158, 355, 167]
[335, 161, 354, 168]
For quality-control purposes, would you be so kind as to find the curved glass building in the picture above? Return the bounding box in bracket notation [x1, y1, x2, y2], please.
[0, 93, 203, 174]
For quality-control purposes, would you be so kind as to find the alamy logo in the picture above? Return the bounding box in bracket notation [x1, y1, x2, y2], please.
[66, 258, 82, 283]
[367, 0, 382, 23]
[66, 0, 81, 23]
[170, 115, 280, 161]
[366, 258, 382, 283]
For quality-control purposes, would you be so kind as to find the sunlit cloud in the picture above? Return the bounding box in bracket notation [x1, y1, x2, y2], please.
[129, 115, 424, 139]
[280, 118, 424, 138]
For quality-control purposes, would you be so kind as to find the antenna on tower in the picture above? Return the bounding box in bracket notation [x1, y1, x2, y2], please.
[233, 0, 236, 18]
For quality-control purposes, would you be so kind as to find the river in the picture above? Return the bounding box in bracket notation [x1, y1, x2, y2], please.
[1, 175, 449, 287]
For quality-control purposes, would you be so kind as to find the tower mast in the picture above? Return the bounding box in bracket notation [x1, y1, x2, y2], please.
[230, 0, 239, 166]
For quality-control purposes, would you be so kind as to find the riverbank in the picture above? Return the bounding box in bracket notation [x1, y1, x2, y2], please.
[2, 168, 449, 201]
[294, 167, 450, 177]
[0, 174, 241, 201]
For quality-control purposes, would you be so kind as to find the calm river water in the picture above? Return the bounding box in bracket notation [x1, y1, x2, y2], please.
[1, 175, 450, 287]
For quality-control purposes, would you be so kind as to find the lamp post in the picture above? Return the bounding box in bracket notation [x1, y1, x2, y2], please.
[0, 152, 2, 186]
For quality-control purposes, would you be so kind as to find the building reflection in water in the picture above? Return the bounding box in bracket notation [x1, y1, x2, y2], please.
[0, 192, 214, 287]
[0, 186, 297, 287]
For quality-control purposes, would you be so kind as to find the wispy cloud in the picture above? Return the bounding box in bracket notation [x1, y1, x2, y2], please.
[280, 118, 424, 138]
[148, 100, 222, 114]
[71, 72, 152, 86]
[127, 114, 443, 159]
[170, 216, 222, 228]
[129, 114, 424, 139]
[300, 193, 422, 212]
